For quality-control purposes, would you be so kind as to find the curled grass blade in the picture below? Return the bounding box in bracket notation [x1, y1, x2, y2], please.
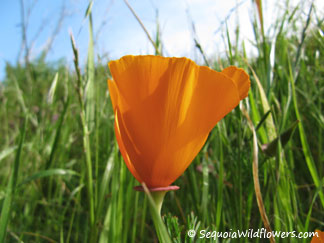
[242, 107, 275, 243]
[247, 63, 277, 141]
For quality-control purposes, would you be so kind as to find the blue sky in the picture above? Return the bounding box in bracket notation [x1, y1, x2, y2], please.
[0, 0, 322, 80]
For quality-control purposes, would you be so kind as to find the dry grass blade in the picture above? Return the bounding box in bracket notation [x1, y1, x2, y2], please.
[186, 9, 210, 66]
[123, 0, 160, 55]
[254, 0, 264, 35]
[242, 106, 275, 243]
[252, 128, 275, 243]
[21, 232, 57, 243]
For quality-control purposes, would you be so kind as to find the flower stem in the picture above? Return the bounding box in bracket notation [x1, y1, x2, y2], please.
[151, 191, 166, 216]
[141, 183, 172, 243]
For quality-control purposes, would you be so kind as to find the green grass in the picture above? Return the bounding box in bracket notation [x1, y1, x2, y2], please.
[0, 1, 323, 242]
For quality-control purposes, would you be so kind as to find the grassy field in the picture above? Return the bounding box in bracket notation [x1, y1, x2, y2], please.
[0, 1, 323, 242]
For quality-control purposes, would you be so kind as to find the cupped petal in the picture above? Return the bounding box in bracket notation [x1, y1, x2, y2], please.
[222, 66, 250, 100]
[152, 66, 248, 184]
[108, 56, 250, 187]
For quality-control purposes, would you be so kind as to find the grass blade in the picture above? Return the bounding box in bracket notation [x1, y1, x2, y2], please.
[45, 97, 70, 170]
[85, 1, 95, 131]
[288, 60, 324, 207]
[47, 72, 59, 104]
[123, 0, 160, 55]
[261, 120, 299, 157]
[95, 146, 115, 227]
[70, 30, 95, 237]
[248, 64, 277, 141]
[19, 169, 79, 187]
[0, 117, 27, 243]
[0, 146, 17, 163]
[242, 107, 275, 243]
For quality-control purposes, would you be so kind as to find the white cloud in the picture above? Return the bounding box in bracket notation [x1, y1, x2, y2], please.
[162, 29, 192, 57]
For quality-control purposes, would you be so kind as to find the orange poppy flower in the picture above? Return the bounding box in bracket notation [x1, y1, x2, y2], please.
[311, 230, 324, 243]
[108, 55, 250, 188]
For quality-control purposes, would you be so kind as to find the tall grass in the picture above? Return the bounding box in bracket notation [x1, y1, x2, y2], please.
[0, 1, 323, 242]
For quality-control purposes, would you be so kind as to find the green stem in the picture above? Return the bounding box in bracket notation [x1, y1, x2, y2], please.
[149, 191, 167, 242]
[142, 184, 172, 243]
[151, 191, 166, 216]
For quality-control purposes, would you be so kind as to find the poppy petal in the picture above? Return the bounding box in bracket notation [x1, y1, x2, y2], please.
[153, 66, 246, 182]
[107, 79, 118, 110]
[311, 230, 324, 243]
[109, 56, 201, 186]
[114, 108, 143, 183]
[222, 66, 250, 99]
[108, 55, 169, 113]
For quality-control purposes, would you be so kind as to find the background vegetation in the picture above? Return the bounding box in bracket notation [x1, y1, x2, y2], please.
[0, 0, 323, 242]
